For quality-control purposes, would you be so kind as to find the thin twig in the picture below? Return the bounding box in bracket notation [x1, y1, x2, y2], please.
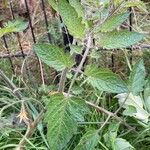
[0, 69, 22, 99]
[114, 93, 130, 115]
[67, 33, 92, 95]
[58, 68, 68, 92]
[0, 44, 150, 59]
[98, 115, 111, 132]
[86, 101, 138, 133]
[16, 110, 45, 150]
[0, 69, 45, 149]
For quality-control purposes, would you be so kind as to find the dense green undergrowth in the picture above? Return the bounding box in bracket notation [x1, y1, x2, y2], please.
[0, 0, 150, 150]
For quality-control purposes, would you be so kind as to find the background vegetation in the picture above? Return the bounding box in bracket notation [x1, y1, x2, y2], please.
[0, 0, 150, 150]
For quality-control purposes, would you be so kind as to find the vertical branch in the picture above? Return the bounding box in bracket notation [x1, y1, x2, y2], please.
[9, 1, 25, 59]
[24, 0, 45, 86]
[0, 69, 22, 99]
[24, 0, 36, 43]
[57, 17, 74, 92]
[111, 51, 115, 71]
[58, 68, 68, 92]
[2, 36, 15, 74]
[41, 0, 52, 43]
[129, 6, 133, 65]
[67, 33, 92, 95]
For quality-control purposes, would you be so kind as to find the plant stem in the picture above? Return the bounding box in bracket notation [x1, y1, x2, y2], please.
[58, 68, 68, 92]
[16, 110, 45, 150]
[86, 101, 137, 133]
[0, 69, 46, 149]
[67, 33, 92, 95]
[0, 69, 22, 99]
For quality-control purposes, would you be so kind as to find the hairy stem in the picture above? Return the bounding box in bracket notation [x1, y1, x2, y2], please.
[67, 34, 92, 95]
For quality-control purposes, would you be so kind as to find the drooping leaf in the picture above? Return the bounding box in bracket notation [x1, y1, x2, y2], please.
[128, 59, 146, 95]
[125, 1, 147, 12]
[44, 93, 88, 150]
[123, 105, 137, 116]
[70, 45, 82, 55]
[115, 93, 150, 123]
[96, 12, 130, 32]
[68, 0, 92, 28]
[47, 0, 58, 11]
[0, 19, 28, 37]
[85, 65, 128, 93]
[69, 0, 85, 19]
[113, 0, 124, 6]
[104, 122, 120, 148]
[144, 78, 150, 112]
[33, 43, 74, 71]
[74, 129, 100, 150]
[115, 138, 134, 150]
[104, 123, 134, 149]
[58, 0, 85, 39]
[90, 50, 101, 59]
[95, 31, 144, 49]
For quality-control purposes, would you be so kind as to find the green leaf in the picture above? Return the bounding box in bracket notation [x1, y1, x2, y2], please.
[95, 31, 144, 49]
[69, 0, 85, 19]
[144, 78, 150, 112]
[74, 129, 100, 150]
[47, 0, 58, 11]
[123, 105, 137, 116]
[0, 19, 28, 37]
[44, 93, 88, 150]
[128, 59, 146, 95]
[125, 1, 147, 12]
[69, 97, 89, 122]
[96, 12, 130, 32]
[113, 0, 124, 6]
[58, 0, 85, 39]
[33, 43, 74, 71]
[115, 93, 150, 123]
[104, 122, 120, 148]
[70, 45, 82, 55]
[85, 65, 128, 93]
[115, 138, 134, 150]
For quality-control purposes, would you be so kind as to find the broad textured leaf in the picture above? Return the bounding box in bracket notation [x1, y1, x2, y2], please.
[128, 59, 146, 95]
[47, 0, 58, 11]
[96, 12, 130, 32]
[85, 65, 128, 93]
[115, 138, 134, 150]
[95, 31, 144, 49]
[69, 97, 89, 122]
[33, 43, 74, 71]
[44, 93, 88, 150]
[115, 93, 150, 123]
[58, 0, 85, 39]
[74, 129, 100, 150]
[0, 19, 28, 37]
